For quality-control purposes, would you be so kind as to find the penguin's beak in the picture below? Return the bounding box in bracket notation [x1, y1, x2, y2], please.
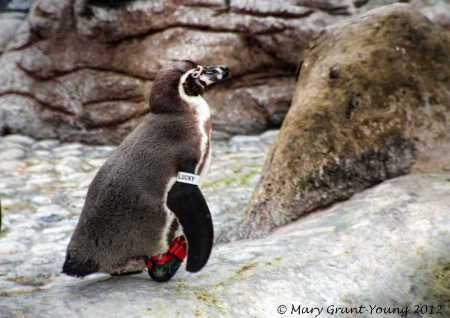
[198, 65, 230, 86]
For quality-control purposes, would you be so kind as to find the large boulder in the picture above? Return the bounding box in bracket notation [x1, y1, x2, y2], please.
[1, 0, 447, 144]
[242, 4, 450, 237]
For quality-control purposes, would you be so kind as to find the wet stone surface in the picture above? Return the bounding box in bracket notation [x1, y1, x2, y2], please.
[0, 131, 276, 295]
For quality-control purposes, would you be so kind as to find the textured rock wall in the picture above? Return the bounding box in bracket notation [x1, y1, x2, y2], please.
[242, 4, 450, 237]
[0, 0, 341, 144]
[1, 0, 448, 144]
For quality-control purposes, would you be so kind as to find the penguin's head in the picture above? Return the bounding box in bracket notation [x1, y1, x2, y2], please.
[189, 64, 230, 88]
[180, 61, 230, 97]
[150, 60, 230, 112]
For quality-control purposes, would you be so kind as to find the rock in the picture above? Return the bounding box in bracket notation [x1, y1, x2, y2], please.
[35, 205, 70, 218]
[31, 139, 60, 150]
[0, 241, 27, 256]
[0, 173, 448, 316]
[25, 175, 56, 186]
[52, 144, 84, 158]
[25, 162, 54, 173]
[31, 196, 52, 205]
[242, 4, 450, 237]
[0, 159, 24, 171]
[54, 157, 83, 175]
[228, 135, 261, 152]
[1, 134, 35, 146]
[0, 0, 437, 144]
[0, 147, 26, 160]
[258, 129, 279, 145]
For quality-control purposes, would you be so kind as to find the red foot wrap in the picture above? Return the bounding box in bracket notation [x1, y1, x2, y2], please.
[146, 236, 187, 269]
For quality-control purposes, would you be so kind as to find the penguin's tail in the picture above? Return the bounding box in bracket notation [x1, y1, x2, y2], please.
[62, 254, 99, 278]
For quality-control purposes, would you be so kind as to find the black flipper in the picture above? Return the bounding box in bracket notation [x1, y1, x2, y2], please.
[167, 182, 214, 272]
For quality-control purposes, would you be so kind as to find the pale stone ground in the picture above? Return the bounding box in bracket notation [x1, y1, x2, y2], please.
[0, 133, 449, 318]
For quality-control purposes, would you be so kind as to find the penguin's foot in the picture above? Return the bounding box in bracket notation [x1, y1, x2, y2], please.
[146, 236, 187, 282]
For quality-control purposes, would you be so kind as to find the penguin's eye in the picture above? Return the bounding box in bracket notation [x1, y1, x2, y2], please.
[191, 70, 202, 78]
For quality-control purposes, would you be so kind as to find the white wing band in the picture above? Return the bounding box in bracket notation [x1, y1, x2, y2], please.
[177, 172, 200, 185]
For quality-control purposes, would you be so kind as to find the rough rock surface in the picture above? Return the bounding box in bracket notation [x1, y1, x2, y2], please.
[0, 0, 447, 144]
[242, 4, 450, 237]
[1, 138, 449, 317]
[0, 0, 340, 144]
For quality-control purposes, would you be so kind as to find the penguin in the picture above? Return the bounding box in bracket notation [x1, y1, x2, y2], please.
[62, 60, 229, 280]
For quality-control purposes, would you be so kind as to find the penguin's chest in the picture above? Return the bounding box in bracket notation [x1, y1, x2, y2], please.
[180, 95, 212, 184]
[195, 112, 211, 185]
[159, 97, 212, 253]
[198, 143, 211, 186]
